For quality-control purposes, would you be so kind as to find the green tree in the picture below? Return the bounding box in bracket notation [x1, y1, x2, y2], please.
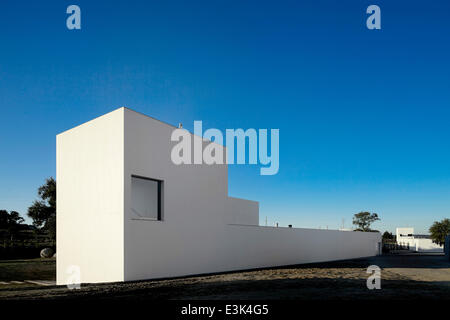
[429, 219, 450, 246]
[0, 210, 7, 228]
[0, 210, 25, 240]
[382, 231, 395, 242]
[27, 177, 56, 240]
[352, 211, 380, 232]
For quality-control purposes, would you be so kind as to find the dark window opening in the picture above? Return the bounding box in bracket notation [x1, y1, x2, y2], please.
[131, 175, 162, 220]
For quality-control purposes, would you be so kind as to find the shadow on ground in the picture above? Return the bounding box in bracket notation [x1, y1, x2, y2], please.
[1, 254, 449, 300]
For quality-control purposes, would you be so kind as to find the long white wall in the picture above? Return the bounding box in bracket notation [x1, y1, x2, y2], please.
[124, 222, 380, 281]
[223, 226, 380, 272]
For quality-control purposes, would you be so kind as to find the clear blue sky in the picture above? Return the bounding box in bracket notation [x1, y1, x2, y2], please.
[1, 1, 449, 234]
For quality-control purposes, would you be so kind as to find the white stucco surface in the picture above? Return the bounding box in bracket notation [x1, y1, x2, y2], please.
[57, 108, 381, 284]
[396, 227, 443, 252]
[57, 109, 125, 284]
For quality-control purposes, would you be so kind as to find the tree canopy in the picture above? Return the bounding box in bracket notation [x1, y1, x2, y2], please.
[27, 177, 56, 240]
[382, 231, 395, 241]
[0, 210, 25, 240]
[352, 211, 380, 232]
[429, 219, 450, 246]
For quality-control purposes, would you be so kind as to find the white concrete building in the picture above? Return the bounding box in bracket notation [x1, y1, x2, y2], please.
[396, 227, 443, 252]
[57, 108, 381, 285]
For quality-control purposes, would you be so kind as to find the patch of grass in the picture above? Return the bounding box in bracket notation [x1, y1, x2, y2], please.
[0, 258, 55, 282]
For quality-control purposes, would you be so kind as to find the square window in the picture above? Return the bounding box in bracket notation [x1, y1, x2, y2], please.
[131, 175, 162, 220]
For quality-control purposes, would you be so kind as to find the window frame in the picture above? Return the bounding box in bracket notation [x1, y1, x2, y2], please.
[131, 174, 163, 221]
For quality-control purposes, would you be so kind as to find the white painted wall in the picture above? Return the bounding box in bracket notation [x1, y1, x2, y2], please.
[57, 108, 382, 284]
[412, 239, 443, 252]
[396, 227, 443, 252]
[222, 225, 380, 272]
[122, 108, 380, 281]
[56, 109, 125, 285]
[227, 197, 259, 226]
[123, 108, 230, 281]
[396, 227, 414, 241]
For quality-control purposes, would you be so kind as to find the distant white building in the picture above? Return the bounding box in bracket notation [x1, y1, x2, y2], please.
[56, 108, 382, 285]
[396, 227, 443, 252]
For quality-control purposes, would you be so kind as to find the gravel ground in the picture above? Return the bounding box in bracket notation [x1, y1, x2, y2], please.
[1, 254, 449, 300]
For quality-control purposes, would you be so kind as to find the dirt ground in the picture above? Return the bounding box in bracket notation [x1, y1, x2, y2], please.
[1, 253, 449, 300]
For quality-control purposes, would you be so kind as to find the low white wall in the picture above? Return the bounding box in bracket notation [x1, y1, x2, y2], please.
[413, 239, 443, 252]
[222, 226, 380, 271]
[397, 238, 443, 252]
[396, 227, 443, 252]
[124, 222, 381, 281]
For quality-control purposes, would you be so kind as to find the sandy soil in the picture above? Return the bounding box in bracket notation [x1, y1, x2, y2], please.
[0, 254, 449, 300]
